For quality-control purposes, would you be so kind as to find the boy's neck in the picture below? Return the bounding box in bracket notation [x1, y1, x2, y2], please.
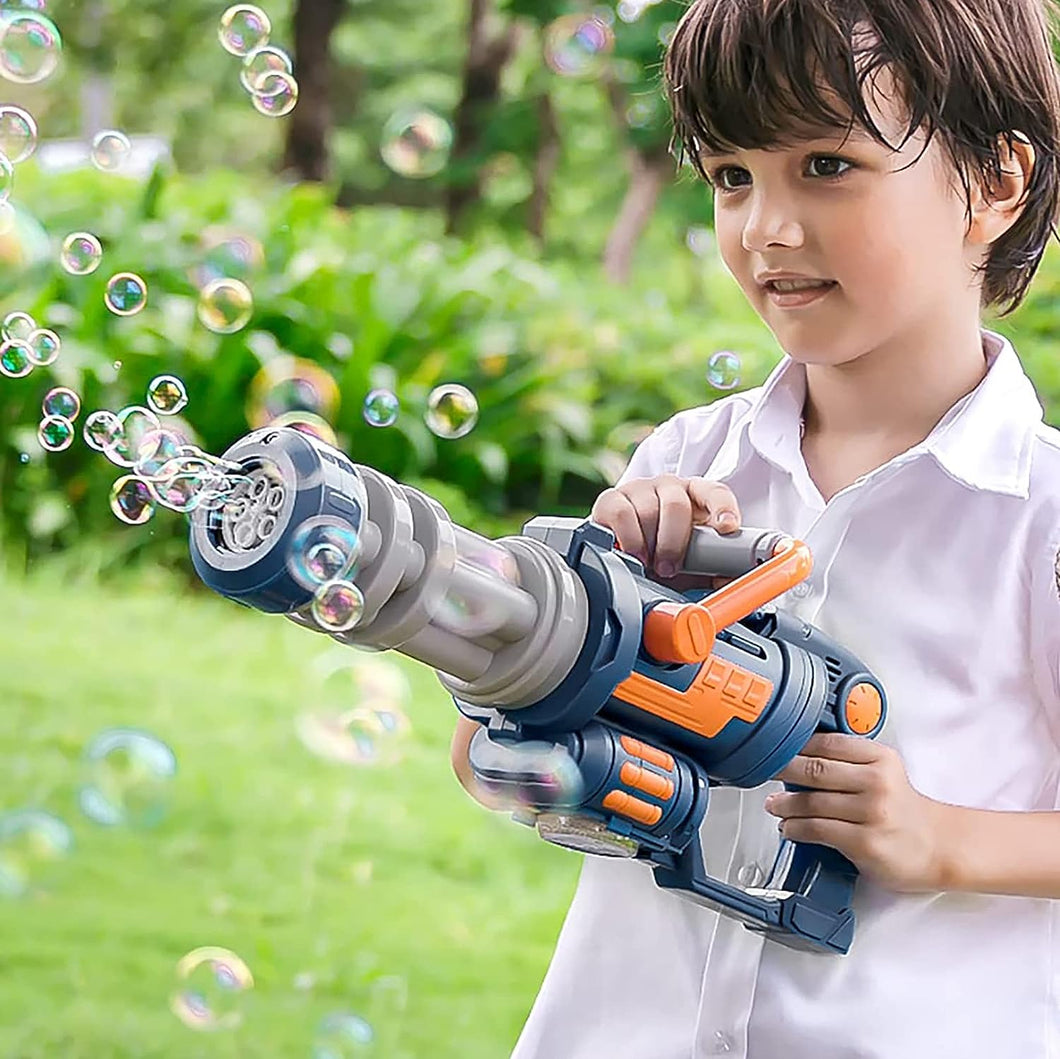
[799, 318, 990, 449]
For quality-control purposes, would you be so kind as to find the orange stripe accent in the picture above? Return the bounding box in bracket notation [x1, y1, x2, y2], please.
[602, 789, 662, 826]
[619, 735, 674, 771]
[619, 761, 675, 800]
[615, 655, 774, 740]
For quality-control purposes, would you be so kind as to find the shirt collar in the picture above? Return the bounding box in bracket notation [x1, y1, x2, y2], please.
[708, 329, 1044, 500]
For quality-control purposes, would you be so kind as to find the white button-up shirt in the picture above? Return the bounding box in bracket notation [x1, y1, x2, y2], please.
[511, 328, 1060, 1059]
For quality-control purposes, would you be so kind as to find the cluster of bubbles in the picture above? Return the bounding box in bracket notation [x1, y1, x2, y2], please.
[218, 5, 299, 118]
[189, 228, 261, 334]
[0, 727, 177, 898]
[362, 382, 479, 440]
[296, 649, 412, 769]
[0, 308, 59, 378]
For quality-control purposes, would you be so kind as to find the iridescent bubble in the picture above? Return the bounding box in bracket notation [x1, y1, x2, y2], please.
[268, 410, 338, 447]
[287, 516, 361, 591]
[251, 70, 298, 118]
[240, 44, 291, 92]
[0, 12, 62, 85]
[218, 4, 270, 57]
[149, 471, 204, 514]
[42, 385, 79, 420]
[474, 736, 586, 813]
[60, 231, 102, 275]
[147, 374, 188, 415]
[363, 388, 398, 428]
[685, 226, 715, 258]
[102, 405, 161, 468]
[0, 809, 72, 898]
[197, 277, 252, 334]
[190, 229, 264, 290]
[109, 474, 155, 525]
[1, 309, 32, 340]
[706, 350, 742, 391]
[0, 104, 36, 163]
[90, 129, 130, 172]
[425, 383, 478, 439]
[0, 338, 30, 377]
[37, 414, 73, 451]
[171, 946, 254, 1031]
[25, 327, 59, 366]
[0, 150, 14, 206]
[312, 1012, 375, 1057]
[78, 728, 176, 828]
[543, 14, 614, 77]
[104, 272, 147, 315]
[296, 706, 389, 766]
[82, 409, 121, 452]
[134, 428, 183, 478]
[311, 579, 365, 632]
[379, 108, 453, 179]
[247, 356, 339, 429]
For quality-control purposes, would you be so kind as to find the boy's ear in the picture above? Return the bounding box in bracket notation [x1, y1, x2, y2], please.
[965, 131, 1036, 247]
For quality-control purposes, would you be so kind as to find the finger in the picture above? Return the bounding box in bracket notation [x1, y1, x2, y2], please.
[772, 754, 866, 793]
[591, 481, 658, 562]
[652, 475, 695, 571]
[768, 790, 871, 825]
[685, 478, 742, 533]
[799, 732, 884, 764]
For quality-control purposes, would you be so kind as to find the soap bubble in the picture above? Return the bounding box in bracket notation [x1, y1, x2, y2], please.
[473, 736, 586, 812]
[60, 231, 102, 274]
[0, 338, 30, 377]
[363, 388, 398, 428]
[25, 327, 59, 366]
[0, 12, 62, 85]
[543, 13, 614, 77]
[311, 579, 365, 632]
[240, 44, 291, 92]
[191, 229, 264, 290]
[104, 272, 147, 316]
[312, 1012, 375, 1057]
[78, 728, 177, 828]
[268, 410, 338, 446]
[150, 470, 205, 513]
[0, 809, 72, 898]
[425, 383, 478, 439]
[686, 226, 715, 258]
[247, 356, 339, 429]
[89, 129, 131, 172]
[109, 474, 155, 525]
[706, 350, 742, 391]
[197, 277, 252, 333]
[2, 308, 33, 340]
[147, 374, 188, 415]
[251, 70, 298, 117]
[287, 516, 361, 591]
[37, 414, 73, 452]
[171, 946, 254, 1031]
[42, 386, 79, 420]
[102, 405, 161, 467]
[380, 108, 453, 178]
[0, 103, 36, 163]
[296, 706, 390, 766]
[83, 409, 121, 452]
[218, 4, 270, 56]
[134, 428, 183, 478]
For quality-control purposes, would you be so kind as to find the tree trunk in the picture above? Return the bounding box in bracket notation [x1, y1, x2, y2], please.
[526, 92, 560, 244]
[281, 0, 347, 182]
[602, 147, 674, 284]
[443, 0, 520, 235]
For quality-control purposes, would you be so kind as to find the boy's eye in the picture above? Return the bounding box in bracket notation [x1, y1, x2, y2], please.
[707, 155, 854, 192]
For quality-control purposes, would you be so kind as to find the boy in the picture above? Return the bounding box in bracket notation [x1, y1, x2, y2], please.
[451, 1, 1060, 1055]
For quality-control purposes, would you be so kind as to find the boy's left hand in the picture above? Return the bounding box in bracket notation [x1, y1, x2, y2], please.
[766, 732, 949, 894]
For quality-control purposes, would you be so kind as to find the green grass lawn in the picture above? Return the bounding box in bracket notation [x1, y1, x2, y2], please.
[0, 564, 581, 1058]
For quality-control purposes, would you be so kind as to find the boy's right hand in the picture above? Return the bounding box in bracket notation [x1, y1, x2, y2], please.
[590, 474, 743, 592]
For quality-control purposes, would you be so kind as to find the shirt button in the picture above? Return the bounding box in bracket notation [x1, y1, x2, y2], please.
[708, 1030, 734, 1054]
[736, 862, 764, 887]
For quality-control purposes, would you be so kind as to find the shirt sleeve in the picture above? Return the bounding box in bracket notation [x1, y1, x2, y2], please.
[614, 416, 682, 488]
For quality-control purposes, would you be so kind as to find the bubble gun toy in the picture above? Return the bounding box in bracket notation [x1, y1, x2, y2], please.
[189, 427, 887, 955]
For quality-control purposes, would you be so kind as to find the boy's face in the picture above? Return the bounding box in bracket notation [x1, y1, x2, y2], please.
[701, 65, 982, 366]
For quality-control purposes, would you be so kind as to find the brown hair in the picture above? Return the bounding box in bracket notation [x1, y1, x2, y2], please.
[663, 0, 1060, 316]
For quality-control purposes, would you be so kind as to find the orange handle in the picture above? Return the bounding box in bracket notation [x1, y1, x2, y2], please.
[643, 536, 812, 665]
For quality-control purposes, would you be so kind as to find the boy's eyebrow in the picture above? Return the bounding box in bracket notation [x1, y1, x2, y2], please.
[699, 125, 875, 159]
